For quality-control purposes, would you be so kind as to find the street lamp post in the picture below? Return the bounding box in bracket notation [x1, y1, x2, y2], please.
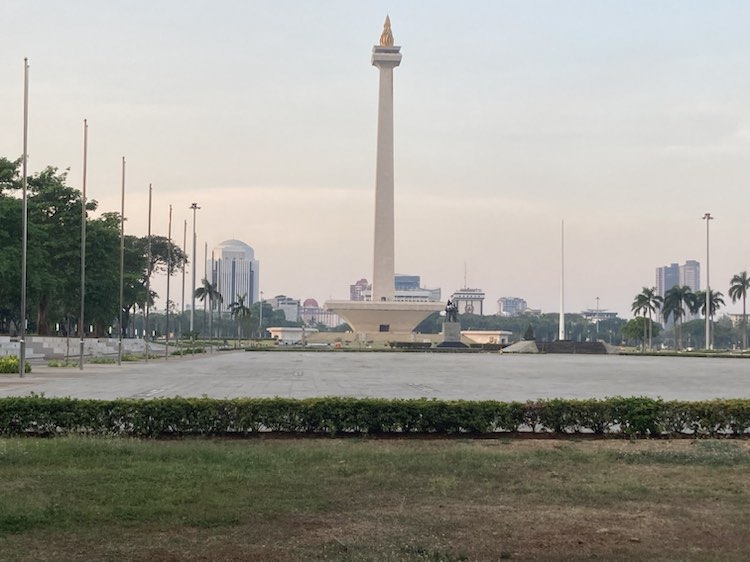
[79, 119, 88, 370]
[19, 58, 29, 378]
[595, 296, 600, 336]
[118, 157, 126, 365]
[703, 213, 713, 350]
[189, 203, 200, 335]
[258, 291, 264, 339]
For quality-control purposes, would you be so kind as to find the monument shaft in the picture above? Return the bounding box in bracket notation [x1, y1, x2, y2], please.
[324, 20, 443, 335]
[371, 45, 401, 302]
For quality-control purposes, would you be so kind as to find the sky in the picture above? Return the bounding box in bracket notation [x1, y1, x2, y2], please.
[3, 0, 750, 317]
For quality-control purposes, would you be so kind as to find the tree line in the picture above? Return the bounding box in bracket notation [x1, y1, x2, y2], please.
[0, 156, 186, 337]
[632, 272, 750, 350]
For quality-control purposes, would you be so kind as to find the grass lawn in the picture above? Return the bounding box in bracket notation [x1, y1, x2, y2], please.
[0, 438, 748, 561]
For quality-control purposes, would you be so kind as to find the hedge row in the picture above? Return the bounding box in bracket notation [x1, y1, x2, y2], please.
[1, 396, 749, 438]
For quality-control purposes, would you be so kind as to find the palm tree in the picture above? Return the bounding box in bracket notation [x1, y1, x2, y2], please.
[663, 285, 695, 350]
[631, 287, 663, 351]
[693, 290, 725, 318]
[229, 293, 251, 347]
[729, 271, 750, 349]
[194, 278, 223, 339]
[693, 289, 725, 349]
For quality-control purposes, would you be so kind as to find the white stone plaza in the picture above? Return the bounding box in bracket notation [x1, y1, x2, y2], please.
[0, 352, 746, 401]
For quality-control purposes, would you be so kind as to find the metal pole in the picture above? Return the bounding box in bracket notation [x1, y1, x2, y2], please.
[189, 203, 199, 333]
[118, 157, 125, 365]
[204, 241, 208, 345]
[259, 290, 264, 339]
[165, 205, 173, 360]
[181, 219, 186, 315]
[79, 119, 88, 370]
[703, 213, 713, 350]
[19, 58, 29, 378]
[145, 184, 152, 363]
[596, 296, 600, 336]
[558, 220, 565, 341]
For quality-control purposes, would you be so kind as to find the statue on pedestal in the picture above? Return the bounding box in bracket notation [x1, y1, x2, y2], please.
[445, 300, 459, 323]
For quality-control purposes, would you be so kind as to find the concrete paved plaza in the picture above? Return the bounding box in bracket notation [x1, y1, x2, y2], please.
[0, 351, 747, 401]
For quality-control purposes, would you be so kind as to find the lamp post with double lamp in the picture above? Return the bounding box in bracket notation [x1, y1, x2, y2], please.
[703, 213, 714, 350]
[189, 203, 200, 336]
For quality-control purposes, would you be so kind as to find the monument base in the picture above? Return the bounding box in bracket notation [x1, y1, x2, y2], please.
[437, 321, 468, 348]
[324, 300, 443, 335]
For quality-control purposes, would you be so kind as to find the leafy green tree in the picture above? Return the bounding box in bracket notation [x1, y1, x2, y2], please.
[0, 156, 187, 338]
[632, 287, 663, 352]
[0, 160, 24, 332]
[663, 285, 695, 350]
[622, 317, 661, 347]
[84, 213, 122, 336]
[25, 167, 88, 334]
[729, 271, 750, 349]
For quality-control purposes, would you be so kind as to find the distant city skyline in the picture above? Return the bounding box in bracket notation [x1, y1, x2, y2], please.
[3, 2, 750, 316]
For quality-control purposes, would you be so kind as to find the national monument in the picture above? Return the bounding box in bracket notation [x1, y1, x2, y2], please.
[325, 18, 443, 335]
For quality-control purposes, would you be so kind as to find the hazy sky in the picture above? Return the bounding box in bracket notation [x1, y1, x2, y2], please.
[3, 1, 750, 316]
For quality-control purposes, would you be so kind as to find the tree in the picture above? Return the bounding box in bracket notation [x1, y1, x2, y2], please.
[729, 271, 750, 349]
[663, 285, 695, 350]
[622, 317, 661, 347]
[632, 287, 663, 351]
[229, 293, 251, 346]
[693, 290, 725, 350]
[692, 290, 724, 318]
[195, 278, 223, 338]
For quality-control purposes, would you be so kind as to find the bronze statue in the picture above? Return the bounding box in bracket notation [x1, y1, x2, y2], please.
[445, 299, 459, 323]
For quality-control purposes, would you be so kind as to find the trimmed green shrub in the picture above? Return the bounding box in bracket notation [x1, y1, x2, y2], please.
[0, 396, 748, 438]
[48, 360, 78, 368]
[88, 357, 116, 364]
[0, 356, 31, 374]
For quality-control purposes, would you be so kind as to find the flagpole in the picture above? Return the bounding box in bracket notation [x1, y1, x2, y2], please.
[145, 184, 152, 363]
[182, 219, 186, 316]
[79, 119, 88, 370]
[165, 204, 173, 360]
[19, 58, 29, 378]
[558, 219, 565, 341]
[118, 157, 125, 365]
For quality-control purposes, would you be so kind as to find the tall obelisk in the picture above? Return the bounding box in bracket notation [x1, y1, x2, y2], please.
[371, 16, 401, 302]
[324, 18, 442, 334]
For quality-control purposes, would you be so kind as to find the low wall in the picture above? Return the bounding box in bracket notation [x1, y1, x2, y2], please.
[0, 336, 159, 360]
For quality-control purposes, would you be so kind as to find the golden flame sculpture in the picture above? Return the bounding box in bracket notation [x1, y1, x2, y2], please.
[379, 15, 394, 46]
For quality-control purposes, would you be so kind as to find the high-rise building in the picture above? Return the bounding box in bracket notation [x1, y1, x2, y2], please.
[351, 275, 441, 303]
[271, 295, 300, 322]
[680, 260, 700, 292]
[349, 278, 369, 301]
[498, 297, 528, 317]
[655, 263, 681, 298]
[656, 261, 700, 297]
[210, 239, 260, 314]
[395, 274, 420, 291]
[656, 260, 700, 324]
